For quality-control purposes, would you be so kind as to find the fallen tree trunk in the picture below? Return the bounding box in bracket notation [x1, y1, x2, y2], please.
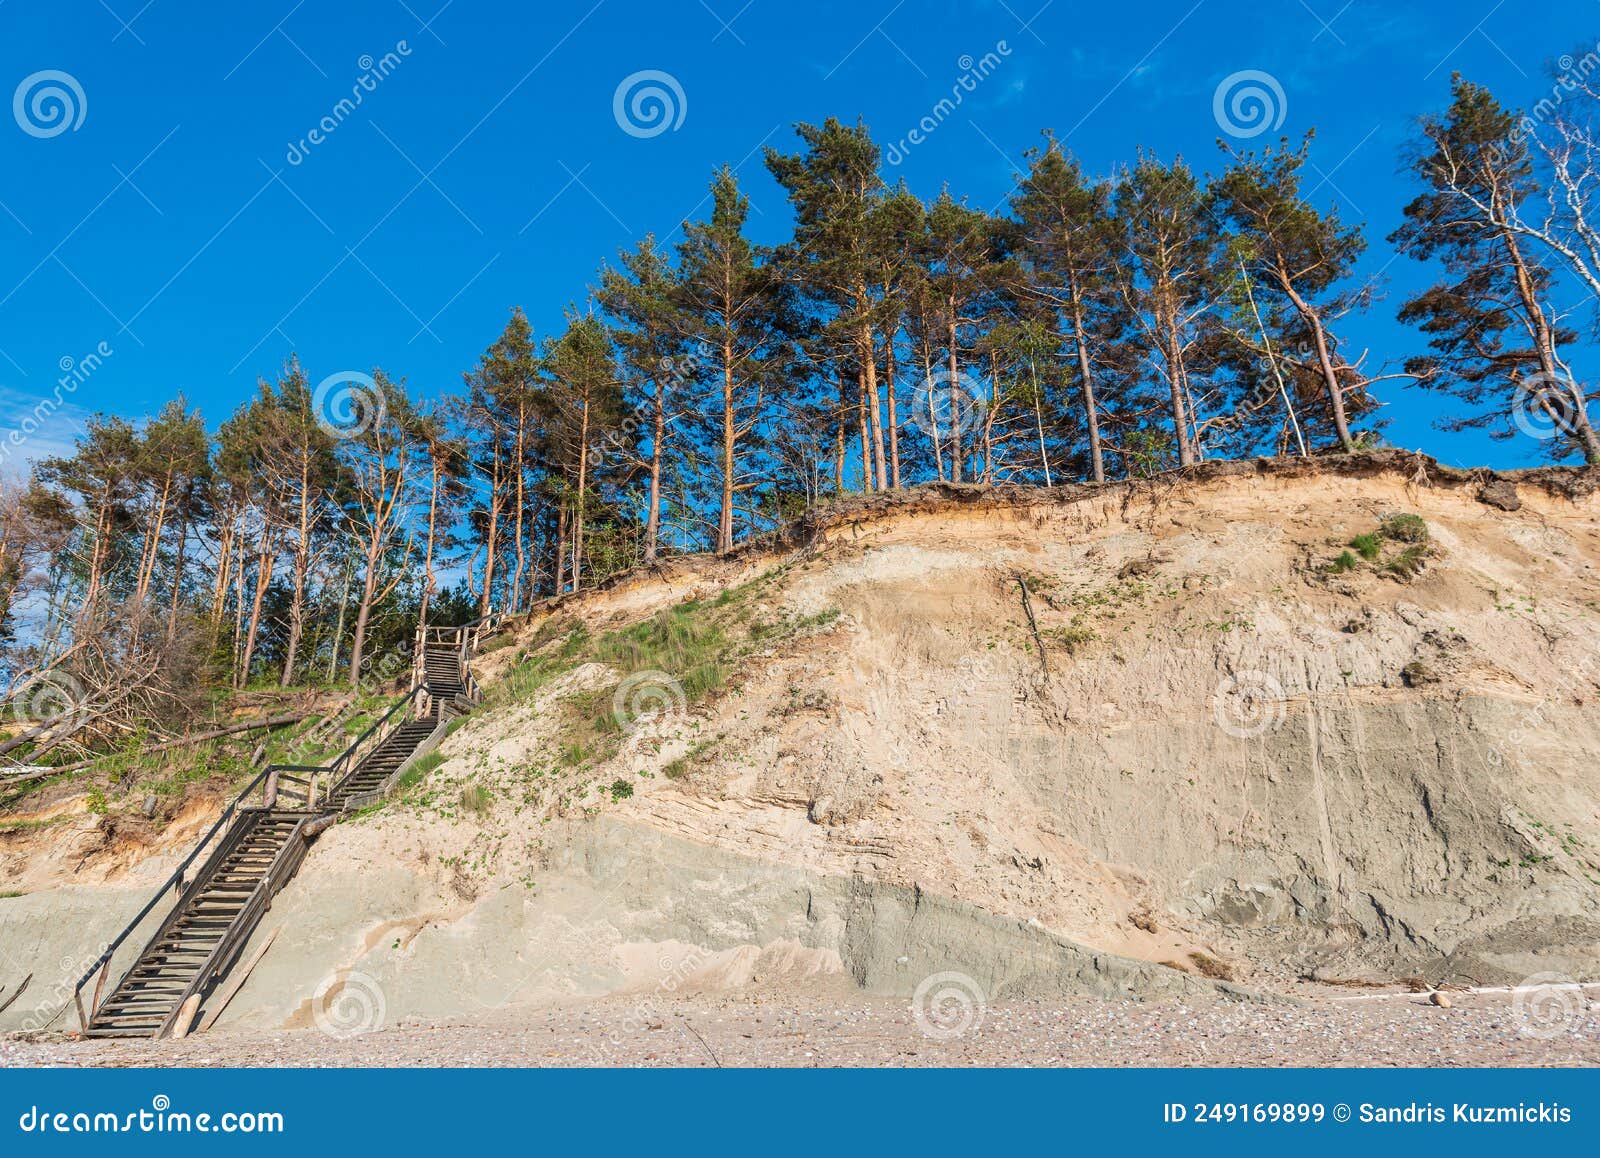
[1, 713, 306, 781]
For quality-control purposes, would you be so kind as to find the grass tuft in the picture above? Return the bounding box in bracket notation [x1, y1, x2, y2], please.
[1381, 513, 1430, 543]
[459, 783, 493, 817]
[1348, 532, 1382, 560]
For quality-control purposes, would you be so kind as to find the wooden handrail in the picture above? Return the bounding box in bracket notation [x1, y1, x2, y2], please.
[74, 608, 517, 1032]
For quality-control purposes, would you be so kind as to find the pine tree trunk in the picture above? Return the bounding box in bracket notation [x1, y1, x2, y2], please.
[1499, 227, 1600, 463]
[885, 334, 901, 489]
[719, 339, 736, 553]
[239, 529, 276, 688]
[860, 314, 887, 490]
[643, 375, 665, 563]
[512, 401, 527, 610]
[281, 448, 313, 686]
[134, 470, 174, 603]
[166, 510, 188, 638]
[1274, 259, 1354, 453]
[481, 440, 502, 613]
[573, 396, 590, 590]
[420, 454, 440, 626]
[947, 310, 963, 481]
[833, 374, 846, 493]
[1068, 285, 1105, 482]
[1163, 307, 1195, 467]
[347, 539, 381, 688]
[857, 368, 871, 493]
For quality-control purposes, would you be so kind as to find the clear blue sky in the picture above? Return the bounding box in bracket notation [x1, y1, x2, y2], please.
[2, 0, 1597, 471]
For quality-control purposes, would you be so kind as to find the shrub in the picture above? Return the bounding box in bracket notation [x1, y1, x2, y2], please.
[1327, 550, 1359, 574]
[609, 778, 634, 802]
[1381, 513, 1429, 543]
[1348, 532, 1382, 561]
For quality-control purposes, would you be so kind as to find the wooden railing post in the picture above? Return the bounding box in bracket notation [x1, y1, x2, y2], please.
[89, 959, 108, 1023]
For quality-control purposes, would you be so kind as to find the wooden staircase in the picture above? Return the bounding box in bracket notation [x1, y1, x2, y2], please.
[86, 809, 312, 1037]
[321, 715, 440, 810]
[73, 613, 508, 1040]
[423, 644, 466, 705]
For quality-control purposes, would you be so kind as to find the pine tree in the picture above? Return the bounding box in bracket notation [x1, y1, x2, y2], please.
[596, 235, 689, 563]
[541, 312, 626, 590]
[1113, 155, 1227, 468]
[1010, 135, 1124, 481]
[676, 168, 791, 552]
[766, 119, 891, 489]
[1392, 76, 1599, 461]
[1213, 134, 1387, 452]
[919, 190, 1009, 481]
[337, 370, 424, 685]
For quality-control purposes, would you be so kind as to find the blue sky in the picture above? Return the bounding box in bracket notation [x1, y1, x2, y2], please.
[2, 0, 1597, 471]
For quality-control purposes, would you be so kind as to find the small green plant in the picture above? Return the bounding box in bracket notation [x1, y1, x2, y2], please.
[1385, 545, 1430, 580]
[85, 787, 109, 816]
[608, 778, 634, 801]
[1381, 513, 1429, 543]
[1047, 618, 1097, 653]
[1327, 550, 1359, 574]
[459, 783, 493, 817]
[395, 750, 445, 793]
[662, 737, 718, 781]
[1349, 532, 1382, 561]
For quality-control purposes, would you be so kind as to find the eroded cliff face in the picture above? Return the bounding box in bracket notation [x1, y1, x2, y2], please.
[6, 458, 1600, 1030]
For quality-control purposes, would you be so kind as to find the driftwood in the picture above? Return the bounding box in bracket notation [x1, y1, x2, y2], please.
[2, 713, 306, 782]
[1013, 573, 1050, 675]
[197, 926, 280, 1033]
[169, 993, 202, 1040]
[0, 973, 31, 1015]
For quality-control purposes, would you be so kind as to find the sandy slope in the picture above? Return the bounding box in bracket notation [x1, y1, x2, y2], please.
[4, 454, 1600, 1046]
